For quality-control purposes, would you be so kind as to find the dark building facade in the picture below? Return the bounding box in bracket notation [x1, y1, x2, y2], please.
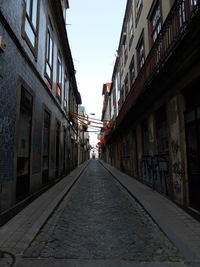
[101, 0, 200, 219]
[0, 0, 81, 217]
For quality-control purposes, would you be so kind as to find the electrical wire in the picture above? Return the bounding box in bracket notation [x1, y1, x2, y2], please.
[70, 112, 112, 122]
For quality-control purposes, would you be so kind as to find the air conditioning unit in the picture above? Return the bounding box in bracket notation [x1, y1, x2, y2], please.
[0, 36, 6, 53]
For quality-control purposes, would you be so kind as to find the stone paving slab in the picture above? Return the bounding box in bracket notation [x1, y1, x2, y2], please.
[0, 161, 89, 255]
[1, 160, 200, 267]
[22, 160, 184, 265]
[99, 160, 200, 262]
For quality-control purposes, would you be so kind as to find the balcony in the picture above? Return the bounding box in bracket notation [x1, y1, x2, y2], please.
[116, 0, 200, 128]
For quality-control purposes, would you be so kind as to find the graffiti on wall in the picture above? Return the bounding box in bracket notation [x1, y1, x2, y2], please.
[140, 155, 170, 196]
[171, 140, 184, 194]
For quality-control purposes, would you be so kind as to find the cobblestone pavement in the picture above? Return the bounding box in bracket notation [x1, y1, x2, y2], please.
[24, 160, 183, 263]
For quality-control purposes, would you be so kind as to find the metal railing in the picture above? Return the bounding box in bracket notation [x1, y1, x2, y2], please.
[116, 0, 200, 126]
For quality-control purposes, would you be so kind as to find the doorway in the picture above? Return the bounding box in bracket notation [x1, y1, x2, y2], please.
[16, 87, 33, 202]
[184, 88, 200, 212]
[42, 110, 50, 184]
[185, 107, 200, 211]
[55, 122, 60, 177]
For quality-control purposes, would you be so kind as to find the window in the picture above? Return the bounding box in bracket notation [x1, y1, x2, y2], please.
[45, 19, 54, 81]
[22, 0, 38, 52]
[136, 0, 142, 9]
[190, 0, 197, 6]
[135, 0, 143, 23]
[64, 74, 69, 111]
[119, 87, 124, 107]
[61, 0, 67, 22]
[115, 71, 120, 114]
[129, 56, 135, 86]
[136, 34, 145, 72]
[124, 42, 128, 64]
[120, 55, 123, 76]
[57, 52, 62, 86]
[56, 51, 62, 99]
[149, 2, 162, 45]
[124, 75, 129, 97]
[128, 12, 134, 47]
[110, 90, 116, 119]
[179, 0, 186, 27]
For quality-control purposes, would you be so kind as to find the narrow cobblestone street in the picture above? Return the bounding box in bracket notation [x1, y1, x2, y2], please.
[23, 160, 183, 264]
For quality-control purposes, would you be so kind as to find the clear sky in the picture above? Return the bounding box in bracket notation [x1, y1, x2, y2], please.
[67, 0, 127, 145]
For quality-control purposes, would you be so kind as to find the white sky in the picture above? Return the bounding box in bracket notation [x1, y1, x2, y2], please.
[67, 1, 127, 145]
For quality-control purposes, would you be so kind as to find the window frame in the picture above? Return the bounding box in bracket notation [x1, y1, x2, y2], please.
[129, 55, 135, 87]
[128, 9, 134, 48]
[45, 18, 54, 84]
[56, 51, 62, 100]
[22, 0, 39, 57]
[135, 0, 143, 25]
[190, 0, 197, 7]
[64, 73, 69, 111]
[124, 74, 129, 97]
[136, 30, 145, 72]
[123, 40, 128, 65]
[148, 0, 162, 47]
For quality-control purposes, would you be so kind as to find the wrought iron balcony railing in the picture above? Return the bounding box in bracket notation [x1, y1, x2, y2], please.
[116, 0, 200, 127]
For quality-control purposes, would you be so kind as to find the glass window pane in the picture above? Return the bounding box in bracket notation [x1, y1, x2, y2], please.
[49, 38, 53, 66]
[47, 33, 50, 61]
[25, 17, 35, 46]
[46, 63, 51, 78]
[25, 0, 31, 16]
[64, 79, 69, 100]
[32, 0, 38, 28]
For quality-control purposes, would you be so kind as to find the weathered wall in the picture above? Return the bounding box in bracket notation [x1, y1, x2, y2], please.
[0, 0, 76, 213]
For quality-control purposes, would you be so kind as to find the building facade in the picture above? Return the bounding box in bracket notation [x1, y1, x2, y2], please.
[101, 0, 200, 218]
[101, 83, 112, 163]
[77, 106, 90, 165]
[0, 0, 82, 218]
